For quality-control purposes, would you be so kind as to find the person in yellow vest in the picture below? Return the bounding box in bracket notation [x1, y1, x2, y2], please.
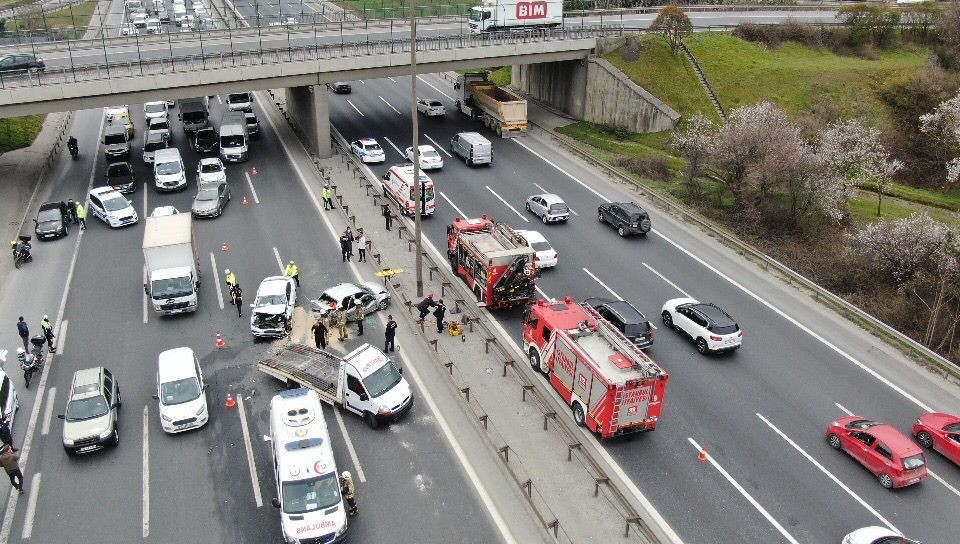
[75, 202, 86, 230]
[285, 261, 299, 287]
[322, 184, 333, 210]
[224, 269, 238, 302]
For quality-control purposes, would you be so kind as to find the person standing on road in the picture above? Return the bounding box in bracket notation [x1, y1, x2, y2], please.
[75, 201, 86, 230]
[357, 230, 366, 263]
[340, 234, 351, 263]
[344, 227, 355, 257]
[340, 470, 358, 517]
[354, 304, 364, 336]
[224, 269, 238, 303]
[0, 445, 23, 495]
[16, 317, 29, 352]
[322, 184, 333, 210]
[285, 261, 299, 288]
[335, 307, 348, 340]
[382, 205, 392, 231]
[384, 315, 397, 353]
[312, 318, 328, 350]
[417, 294, 436, 320]
[66, 199, 78, 224]
[40, 315, 56, 353]
[433, 299, 446, 334]
[0, 417, 16, 452]
[233, 285, 243, 318]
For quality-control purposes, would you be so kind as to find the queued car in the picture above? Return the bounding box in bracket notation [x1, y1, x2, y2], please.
[525, 193, 570, 224]
[416, 98, 445, 117]
[515, 229, 558, 269]
[105, 161, 137, 193]
[102, 124, 130, 161]
[150, 205, 180, 217]
[827, 416, 928, 489]
[841, 527, 920, 544]
[584, 297, 655, 349]
[661, 298, 742, 354]
[148, 116, 173, 144]
[196, 157, 226, 184]
[193, 126, 218, 154]
[34, 201, 68, 240]
[142, 129, 171, 165]
[913, 411, 960, 465]
[328, 81, 351, 94]
[311, 282, 390, 319]
[598, 202, 651, 237]
[404, 145, 443, 170]
[251, 276, 297, 338]
[350, 138, 385, 164]
[143, 100, 168, 122]
[191, 181, 231, 218]
[154, 347, 208, 434]
[0, 53, 45, 74]
[88, 186, 139, 228]
[245, 111, 260, 139]
[108, 114, 135, 139]
[57, 367, 121, 456]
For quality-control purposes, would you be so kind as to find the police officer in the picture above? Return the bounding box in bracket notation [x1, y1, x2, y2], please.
[66, 199, 78, 224]
[322, 184, 333, 210]
[354, 304, 364, 336]
[285, 261, 299, 287]
[382, 205, 392, 231]
[340, 471, 358, 517]
[233, 284, 244, 318]
[433, 299, 446, 334]
[40, 315, 55, 353]
[75, 201, 86, 230]
[384, 315, 397, 353]
[339, 234, 351, 263]
[224, 269, 238, 302]
[335, 307, 348, 340]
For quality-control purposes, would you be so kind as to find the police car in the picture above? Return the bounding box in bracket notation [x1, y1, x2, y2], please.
[88, 186, 139, 228]
[268, 388, 348, 544]
[350, 138, 385, 164]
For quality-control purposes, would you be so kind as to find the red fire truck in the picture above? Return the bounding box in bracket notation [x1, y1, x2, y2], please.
[447, 214, 537, 310]
[522, 296, 669, 438]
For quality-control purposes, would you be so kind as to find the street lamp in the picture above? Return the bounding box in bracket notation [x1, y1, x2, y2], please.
[410, 0, 423, 297]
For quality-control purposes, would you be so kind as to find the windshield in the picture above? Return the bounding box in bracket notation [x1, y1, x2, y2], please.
[152, 276, 194, 299]
[102, 196, 129, 212]
[423, 186, 435, 202]
[712, 324, 739, 335]
[549, 204, 569, 213]
[281, 472, 340, 514]
[150, 120, 170, 131]
[254, 293, 285, 307]
[469, 8, 486, 22]
[38, 209, 61, 223]
[196, 130, 215, 141]
[104, 133, 126, 145]
[160, 377, 201, 405]
[362, 361, 403, 398]
[145, 103, 165, 113]
[902, 454, 925, 470]
[364, 144, 382, 153]
[530, 241, 552, 253]
[221, 135, 245, 148]
[108, 164, 131, 177]
[156, 161, 182, 176]
[624, 322, 652, 337]
[65, 396, 109, 421]
[196, 187, 219, 201]
[144, 138, 167, 152]
[228, 93, 249, 103]
[200, 163, 222, 174]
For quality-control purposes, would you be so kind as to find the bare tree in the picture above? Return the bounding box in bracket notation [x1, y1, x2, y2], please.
[650, 4, 693, 54]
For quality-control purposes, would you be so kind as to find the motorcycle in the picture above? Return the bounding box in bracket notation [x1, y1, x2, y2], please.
[12, 236, 32, 269]
[20, 336, 46, 388]
[68, 139, 78, 160]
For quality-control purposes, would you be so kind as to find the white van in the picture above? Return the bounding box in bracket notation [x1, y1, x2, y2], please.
[380, 164, 436, 216]
[267, 388, 348, 544]
[225, 92, 253, 111]
[153, 148, 187, 191]
[0, 369, 19, 430]
[154, 347, 208, 433]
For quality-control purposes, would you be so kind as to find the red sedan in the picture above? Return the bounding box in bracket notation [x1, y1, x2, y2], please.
[913, 412, 960, 466]
[826, 416, 927, 489]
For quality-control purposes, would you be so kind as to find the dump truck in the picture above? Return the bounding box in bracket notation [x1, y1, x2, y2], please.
[522, 296, 669, 438]
[142, 214, 200, 315]
[455, 71, 528, 137]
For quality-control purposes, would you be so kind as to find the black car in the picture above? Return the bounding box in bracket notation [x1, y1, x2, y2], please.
[105, 162, 137, 194]
[245, 112, 260, 140]
[193, 127, 218, 153]
[0, 54, 45, 74]
[584, 297, 655, 349]
[34, 201, 68, 240]
[328, 82, 351, 94]
[598, 202, 651, 237]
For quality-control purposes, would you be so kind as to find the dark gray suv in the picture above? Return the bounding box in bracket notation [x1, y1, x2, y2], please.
[598, 202, 651, 236]
[584, 298, 655, 349]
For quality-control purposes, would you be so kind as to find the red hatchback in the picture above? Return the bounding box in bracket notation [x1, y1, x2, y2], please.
[913, 411, 960, 466]
[826, 416, 928, 489]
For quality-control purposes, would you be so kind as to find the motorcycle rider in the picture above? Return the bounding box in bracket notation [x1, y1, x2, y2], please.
[10, 239, 30, 267]
[67, 136, 78, 157]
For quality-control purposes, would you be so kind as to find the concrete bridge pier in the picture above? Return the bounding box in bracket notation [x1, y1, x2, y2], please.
[285, 85, 332, 159]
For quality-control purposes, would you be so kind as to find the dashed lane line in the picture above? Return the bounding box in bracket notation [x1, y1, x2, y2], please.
[54, 319, 68, 356]
[40, 387, 56, 436]
[272, 247, 284, 273]
[346, 99, 365, 117]
[642, 263, 691, 298]
[417, 75, 454, 102]
[142, 405, 150, 538]
[21, 473, 40, 540]
[423, 134, 452, 157]
[439, 191, 468, 219]
[582, 268, 622, 300]
[245, 172, 261, 204]
[236, 395, 264, 507]
[379, 96, 402, 116]
[331, 408, 367, 483]
[484, 185, 528, 223]
[382, 136, 405, 158]
[211, 253, 225, 310]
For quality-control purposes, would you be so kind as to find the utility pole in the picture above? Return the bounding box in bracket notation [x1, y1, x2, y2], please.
[411, 0, 422, 297]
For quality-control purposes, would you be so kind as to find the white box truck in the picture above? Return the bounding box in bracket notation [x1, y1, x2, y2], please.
[219, 111, 249, 162]
[468, 0, 562, 33]
[142, 214, 201, 316]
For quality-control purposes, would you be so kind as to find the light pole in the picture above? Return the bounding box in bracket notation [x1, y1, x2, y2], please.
[410, 0, 422, 297]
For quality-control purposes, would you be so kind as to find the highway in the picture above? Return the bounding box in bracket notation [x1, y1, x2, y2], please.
[327, 73, 960, 544]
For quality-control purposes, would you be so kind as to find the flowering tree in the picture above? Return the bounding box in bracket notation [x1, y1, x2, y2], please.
[919, 90, 960, 187]
[671, 112, 716, 194]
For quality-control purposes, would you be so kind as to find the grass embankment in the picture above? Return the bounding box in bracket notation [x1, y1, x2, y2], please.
[336, 0, 471, 19]
[7, 0, 101, 32]
[0, 115, 45, 153]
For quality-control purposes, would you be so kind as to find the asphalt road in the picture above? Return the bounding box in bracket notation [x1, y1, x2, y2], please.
[327, 73, 960, 544]
[0, 91, 514, 542]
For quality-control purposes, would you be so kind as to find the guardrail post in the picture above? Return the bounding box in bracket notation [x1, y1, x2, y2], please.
[484, 337, 495, 353]
[594, 477, 609, 497]
[567, 442, 581, 462]
[498, 445, 510, 463]
[521, 384, 533, 401]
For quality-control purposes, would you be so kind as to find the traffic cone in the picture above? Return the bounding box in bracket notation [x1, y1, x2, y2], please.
[251, 167, 258, 176]
[222, 242, 229, 252]
[215, 333, 225, 350]
[242, 195, 250, 206]
[225, 387, 236, 409]
[698, 448, 708, 462]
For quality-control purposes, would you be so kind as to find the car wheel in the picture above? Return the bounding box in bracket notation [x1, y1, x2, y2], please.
[364, 412, 379, 430]
[916, 431, 934, 448]
[617, 226, 627, 237]
[597, 212, 604, 223]
[827, 433, 842, 450]
[110, 427, 120, 447]
[377, 299, 388, 310]
[529, 350, 540, 372]
[541, 214, 548, 224]
[64, 447, 76, 457]
[572, 402, 586, 427]
[695, 338, 709, 354]
[661, 311, 673, 328]
[878, 473, 894, 489]
[525, 202, 531, 212]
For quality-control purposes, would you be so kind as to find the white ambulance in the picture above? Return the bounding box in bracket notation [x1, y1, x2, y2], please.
[380, 164, 437, 217]
[267, 388, 348, 544]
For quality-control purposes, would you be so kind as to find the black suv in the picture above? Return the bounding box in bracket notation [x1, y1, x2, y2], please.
[34, 201, 68, 240]
[105, 161, 137, 194]
[584, 298, 655, 349]
[193, 127, 218, 153]
[598, 202, 651, 236]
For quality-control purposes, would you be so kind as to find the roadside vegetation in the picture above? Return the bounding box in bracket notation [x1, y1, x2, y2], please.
[335, 0, 472, 19]
[556, 2, 960, 363]
[0, 115, 45, 154]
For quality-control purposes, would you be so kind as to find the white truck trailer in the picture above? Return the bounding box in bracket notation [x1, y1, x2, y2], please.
[142, 214, 200, 315]
[468, 0, 562, 33]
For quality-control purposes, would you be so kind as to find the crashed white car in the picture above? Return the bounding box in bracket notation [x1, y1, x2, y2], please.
[311, 282, 390, 320]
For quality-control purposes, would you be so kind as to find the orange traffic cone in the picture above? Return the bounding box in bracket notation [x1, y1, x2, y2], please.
[251, 167, 258, 176]
[242, 195, 250, 206]
[222, 242, 229, 252]
[215, 333, 225, 350]
[698, 449, 708, 462]
[225, 387, 236, 409]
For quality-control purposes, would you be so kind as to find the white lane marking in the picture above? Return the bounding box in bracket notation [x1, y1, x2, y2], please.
[756, 413, 898, 533]
[143, 181, 148, 216]
[535, 285, 551, 300]
[143, 265, 149, 324]
[21, 473, 40, 539]
[0, 351, 6, 364]
[236, 395, 264, 507]
[688, 437, 800, 544]
[217, 95, 222, 104]
[485, 186, 528, 223]
[211, 253, 225, 310]
[379, 95, 402, 116]
[382, 136, 405, 158]
[440, 191, 468, 219]
[142, 405, 150, 538]
[417, 75, 454, 102]
[54, 319, 68, 356]
[332, 408, 367, 483]
[346, 99, 365, 117]
[532, 182, 577, 215]
[423, 134, 451, 157]
[0, 113, 104, 544]
[358, 79, 365, 84]
[388, 76, 397, 83]
[653, 227, 935, 413]
[40, 387, 56, 436]
[642, 263, 691, 298]
[265, 105, 516, 544]
[583, 268, 622, 300]
[272, 247, 284, 273]
[835, 403, 854, 416]
[245, 172, 261, 204]
[514, 138, 611, 203]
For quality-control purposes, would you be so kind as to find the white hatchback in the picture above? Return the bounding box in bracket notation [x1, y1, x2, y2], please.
[251, 276, 297, 338]
[404, 145, 443, 170]
[196, 157, 226, 184]
[154, 347, 208, 433]
[515, 229, 558, 269]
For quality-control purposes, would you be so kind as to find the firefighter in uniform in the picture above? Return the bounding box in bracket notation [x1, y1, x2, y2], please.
[335, 307, 348, 340]
[354, 304, 364, 336]
[340, 471, 358, 516]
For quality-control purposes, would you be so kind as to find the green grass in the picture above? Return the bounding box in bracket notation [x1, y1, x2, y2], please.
[850, 192, 960, 226]
[8, 0, 101, 34]
[335, 0, 471, 19]
[857, 181, 960, 212]
[0, 115, 45, 153]
[489, 66, 511, 87]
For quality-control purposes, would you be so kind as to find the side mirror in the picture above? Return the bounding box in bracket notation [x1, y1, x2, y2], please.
[152, 394, 159, 400]
[249, 303, 254, 308]
[398, 367, 403, 375]
[33, 219, 38, 224]
[143, 283, 149, 296]
[57, 414, 65, 420]
[271, 498, 281, 509]
[359, 393, 369, 401]
[381, 173, 389, 181]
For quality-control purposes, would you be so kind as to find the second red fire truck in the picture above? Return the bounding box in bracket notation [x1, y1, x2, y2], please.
[522, 296, 669, 438]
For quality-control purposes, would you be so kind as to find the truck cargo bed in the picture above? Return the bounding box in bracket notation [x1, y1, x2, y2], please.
[257, 343, 343, 404]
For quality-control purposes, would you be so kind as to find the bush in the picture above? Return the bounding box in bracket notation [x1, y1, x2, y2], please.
[616, 156, 673, 181]
[600, 123, 632, 140]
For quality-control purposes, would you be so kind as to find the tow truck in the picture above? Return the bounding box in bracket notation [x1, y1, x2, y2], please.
[447, 214, 537, 309]
[522, 296, 669, 438]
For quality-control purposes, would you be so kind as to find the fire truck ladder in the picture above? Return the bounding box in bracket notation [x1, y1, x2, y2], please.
[582, 305, 664, 380]
[493, 254, 534, 299]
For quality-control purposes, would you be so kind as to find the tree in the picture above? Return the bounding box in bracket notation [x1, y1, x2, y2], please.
[650, 5, 692, 54]
[816, 119, 901, 217]
[836, 3, 900, 47]
[900, 1, 941, 43]
[935, 0, 960, 69]
[670, 112, 716, 195]
[919, 90, 960, 187]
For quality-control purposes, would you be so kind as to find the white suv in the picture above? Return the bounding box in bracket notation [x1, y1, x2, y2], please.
[88, 186, 139, 228]
[661, 298, 742, 354]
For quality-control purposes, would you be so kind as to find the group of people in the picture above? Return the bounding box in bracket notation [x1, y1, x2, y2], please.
[16, 315, 56, 353]
[311, 307, 399, 354]
[59, 198, 87, 231]
[417, 294, 447, 334]
[339, 227, 366, 263]
[222, 261, 300, 318]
